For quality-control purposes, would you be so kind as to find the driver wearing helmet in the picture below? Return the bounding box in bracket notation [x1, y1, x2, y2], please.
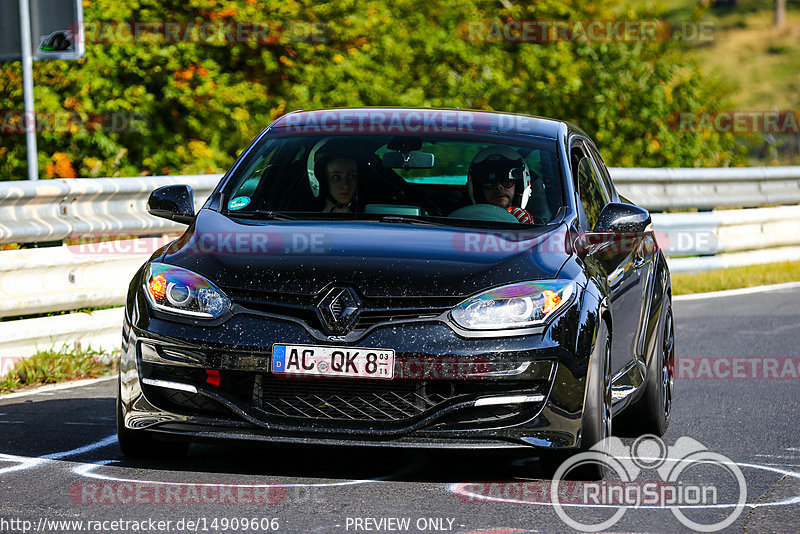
[468, 146, 534, 224]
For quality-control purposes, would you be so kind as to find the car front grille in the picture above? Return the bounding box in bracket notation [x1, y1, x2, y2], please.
[142, 363, 549, 427]
[253, 375, 455, 422]
[158, 388, 228, 415]
[225, 288, 455, 333]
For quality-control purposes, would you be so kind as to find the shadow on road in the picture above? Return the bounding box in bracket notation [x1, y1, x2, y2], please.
[0, 396, 563, 482]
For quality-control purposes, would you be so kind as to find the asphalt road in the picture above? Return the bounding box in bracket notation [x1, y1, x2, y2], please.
[1, 284, 799, 534]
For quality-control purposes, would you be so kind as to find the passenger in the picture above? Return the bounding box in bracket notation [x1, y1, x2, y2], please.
[315, 154, 360, 213]
[468, 146, 534, 223]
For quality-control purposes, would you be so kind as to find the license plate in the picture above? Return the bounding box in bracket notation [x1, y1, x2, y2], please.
[271, 344, 395, 379]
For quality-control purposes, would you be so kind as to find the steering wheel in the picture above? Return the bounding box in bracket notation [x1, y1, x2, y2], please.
[448, 204, 520, 224]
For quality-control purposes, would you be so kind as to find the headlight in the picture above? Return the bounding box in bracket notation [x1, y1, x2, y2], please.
[143, 263, 230, 318]
[451, 280, 575, 330]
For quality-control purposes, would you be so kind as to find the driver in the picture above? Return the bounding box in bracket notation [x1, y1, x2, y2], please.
[468, 146, 534, 224]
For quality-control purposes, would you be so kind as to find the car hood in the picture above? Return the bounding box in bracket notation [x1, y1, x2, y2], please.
[160, 209, 572, 298]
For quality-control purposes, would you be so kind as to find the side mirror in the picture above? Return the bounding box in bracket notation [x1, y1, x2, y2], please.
[593, 202, 651, 233]
[575, 203, 652, 254]
[147, 185, 195, 225]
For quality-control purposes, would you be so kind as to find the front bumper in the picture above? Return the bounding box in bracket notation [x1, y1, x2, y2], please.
[120, 288, 599, 451]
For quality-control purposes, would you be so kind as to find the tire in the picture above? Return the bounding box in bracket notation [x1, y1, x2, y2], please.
[565, 320, 612, 481]
[116, 379, 189, 458]
[618, 304, 674, 436]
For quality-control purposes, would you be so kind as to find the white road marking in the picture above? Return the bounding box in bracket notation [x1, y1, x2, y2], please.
[449, 457, 800, 510]
[41, 435, 118, 460]
[0, 375, 116, 400]
[73, 460, 396, 488]
[0, 453, 46, 476]
[674, 281, 800, 302]
[0, 434, 119, 478]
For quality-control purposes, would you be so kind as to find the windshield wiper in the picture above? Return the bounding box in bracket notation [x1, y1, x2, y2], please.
[373, 215, 450, 227]
[227, 210, 297, 220]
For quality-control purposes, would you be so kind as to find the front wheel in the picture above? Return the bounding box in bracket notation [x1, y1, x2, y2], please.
[619, 305, 674, 436]
[565, 320, 612, 480]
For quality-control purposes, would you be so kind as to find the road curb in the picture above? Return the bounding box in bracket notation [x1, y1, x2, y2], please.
[0, 375, 116, 400]
[674, 281, 800, 301]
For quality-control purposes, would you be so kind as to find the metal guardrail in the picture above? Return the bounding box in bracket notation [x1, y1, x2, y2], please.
[0, 175, 220, 245]
[0, 239, 161, 317]
[651, 205, 800, 273]
[611, 166, 800, 211]
[652, 205, 800, 255]
[1, 168, 799, 370]
[1, 167, 800, 244]
[0, 308, 123, 366]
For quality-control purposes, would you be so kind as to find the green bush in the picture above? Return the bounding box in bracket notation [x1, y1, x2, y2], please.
[0, 0, 743, 180]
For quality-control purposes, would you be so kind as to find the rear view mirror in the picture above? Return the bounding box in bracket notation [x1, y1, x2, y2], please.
[382, 151, 435, 169]
[147, 184, 195, 225]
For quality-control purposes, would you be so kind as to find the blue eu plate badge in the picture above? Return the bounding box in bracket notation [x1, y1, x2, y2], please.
[271, 344, 286, 373]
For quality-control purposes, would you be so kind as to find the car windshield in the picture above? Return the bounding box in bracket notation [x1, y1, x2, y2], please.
[222, 133, 563, 228]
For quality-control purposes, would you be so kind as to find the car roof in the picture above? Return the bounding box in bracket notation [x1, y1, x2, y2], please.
[268, 107, 587, 140]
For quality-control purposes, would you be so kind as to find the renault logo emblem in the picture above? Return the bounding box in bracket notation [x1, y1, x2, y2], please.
[317, 287, 361, 335]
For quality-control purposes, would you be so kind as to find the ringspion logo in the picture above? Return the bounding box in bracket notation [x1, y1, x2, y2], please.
[551, 435, 746, 532]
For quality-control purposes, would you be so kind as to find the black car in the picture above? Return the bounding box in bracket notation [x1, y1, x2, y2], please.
[118, 108, 674, 478]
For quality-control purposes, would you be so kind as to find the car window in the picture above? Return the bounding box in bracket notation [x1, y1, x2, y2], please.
[222, 134, 565, 228]
[573, 142, 609, 230]
[228, 141, 285, 199]
[587, 144, 616, 200]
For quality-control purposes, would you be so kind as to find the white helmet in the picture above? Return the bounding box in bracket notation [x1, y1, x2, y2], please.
[468, 145, 532, 207]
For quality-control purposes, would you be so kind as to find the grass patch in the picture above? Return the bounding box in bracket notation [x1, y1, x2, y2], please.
[696, 11, 800, 110]
[0, 345, 118, 394]
[672, 260, 800, 295]
[636, 0, 800, 110]
[623, 0, 800, 164]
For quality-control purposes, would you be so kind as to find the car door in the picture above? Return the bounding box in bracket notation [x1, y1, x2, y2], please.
[572, 139, 643, 376]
